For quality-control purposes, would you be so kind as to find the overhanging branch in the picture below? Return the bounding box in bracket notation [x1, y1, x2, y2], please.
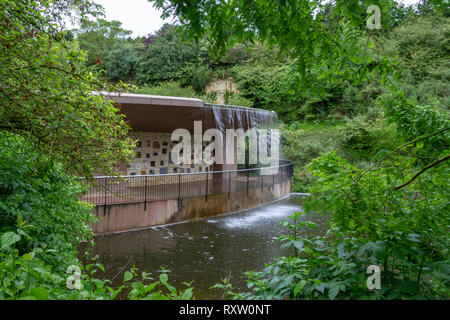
[394, 155, 450, 191]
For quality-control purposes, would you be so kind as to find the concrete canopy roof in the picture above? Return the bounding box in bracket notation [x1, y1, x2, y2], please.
[101, 92, 205, 108]
[98, 92, 277, 133]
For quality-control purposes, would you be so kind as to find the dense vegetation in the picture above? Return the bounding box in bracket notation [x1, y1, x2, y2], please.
[0, 0, 448, 300]
[0, 0, 190, 300]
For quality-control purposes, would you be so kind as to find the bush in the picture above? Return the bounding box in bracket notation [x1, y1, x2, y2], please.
[103, 41, 139, 82]
[0, 132, 93, 270]
[281, 123, 343, 167]
[339, 115, 400, 158]
[290, 167, 316, 193]
[0, 131, 196, 300]
[223, 92, 253, 107]
[223, 150, 449, 300]
[181, 65, 212, 94]
[135, 25, 208, 87]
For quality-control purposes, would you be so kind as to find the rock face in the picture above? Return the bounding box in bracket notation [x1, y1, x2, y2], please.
[205, 78, 239, 105]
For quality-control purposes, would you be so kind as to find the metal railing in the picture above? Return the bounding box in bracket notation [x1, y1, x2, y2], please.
[80, 160, 293, 206]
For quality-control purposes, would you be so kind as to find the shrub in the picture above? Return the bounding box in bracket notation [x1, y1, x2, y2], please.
[222, 149, 449, 300]
[0, 131, 195, 300]
[339, 115, 400, 158]
[0, 132, 93, 270]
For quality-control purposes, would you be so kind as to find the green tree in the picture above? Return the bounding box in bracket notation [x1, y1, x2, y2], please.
[163, 0, 449, 300]
[74, 18, 133, 66]
[136, 24, 210, 92]
[381, 15, 450, 108]
[103, 40, 140, 82]
[0, 0, 134, 178]
[0, 0, 197, 301]
[153, 1, 397, 75]
[0, 132, 93, 271]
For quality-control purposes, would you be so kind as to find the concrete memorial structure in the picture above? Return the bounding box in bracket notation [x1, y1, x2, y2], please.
[82, 92, 293, 234]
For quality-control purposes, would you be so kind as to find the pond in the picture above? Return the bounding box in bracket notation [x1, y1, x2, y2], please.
[88, 194, 329, 299]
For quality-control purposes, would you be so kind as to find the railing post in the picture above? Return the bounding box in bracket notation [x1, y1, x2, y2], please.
[228, 171, 231, 199]
[178, 174, 181, 200]
[177, 173, 182, 209]
[103, 177, 107, 215]
[205, 171, 209, 202]
[261, 171, 263, 193]
[246, 171, 249, 196]
[144, 176, 147, 211]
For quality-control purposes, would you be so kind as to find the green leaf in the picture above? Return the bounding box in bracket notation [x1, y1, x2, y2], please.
[30, 287, 49, 300]
[124, 271, 133, 282]
[314, 281, 326, 294]
[159, 272, 168, 284]
[159, 273, 176, 294]
[292, 240, 304, 251]
[180, 287, 194, 300]
[96, 263, 105, 272]
[328, 283, 345, 299]
[23, 252, 35, 261]
[1, 232, 21, 250]
[294, 280, 307, 297]
[406, 233, 421, 243]
[17, 214, 24, 227]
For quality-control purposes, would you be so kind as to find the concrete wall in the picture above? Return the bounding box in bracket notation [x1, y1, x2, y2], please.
[91, 180, 290, 235]
[126, 131, 214, 178]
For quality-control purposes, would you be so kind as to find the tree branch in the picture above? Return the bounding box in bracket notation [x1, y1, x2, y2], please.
[394, 155, 450, 191]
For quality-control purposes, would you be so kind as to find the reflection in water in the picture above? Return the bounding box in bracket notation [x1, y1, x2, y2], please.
[86, 194, 329, 299]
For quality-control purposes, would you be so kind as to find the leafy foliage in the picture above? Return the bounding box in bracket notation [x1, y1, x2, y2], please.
[0, 132, 195, 300]
[0, 247, 194, 300]
[103, 40, 140, 82]
[132, 81, 213, 101]
[136, 25, 210, 92]
[0, 132, 93, 270]
[74, 18, 133, 66]
[218, 147, 449, 300]
[153, 0, 392, 74]
[1, 0, 449, 301]
[339, 115, 400, 158]
[380, 89, 449, 152]
[0, 0, 134, 177]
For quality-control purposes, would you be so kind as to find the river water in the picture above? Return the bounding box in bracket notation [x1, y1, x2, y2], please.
[89, 194, 329, 299]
